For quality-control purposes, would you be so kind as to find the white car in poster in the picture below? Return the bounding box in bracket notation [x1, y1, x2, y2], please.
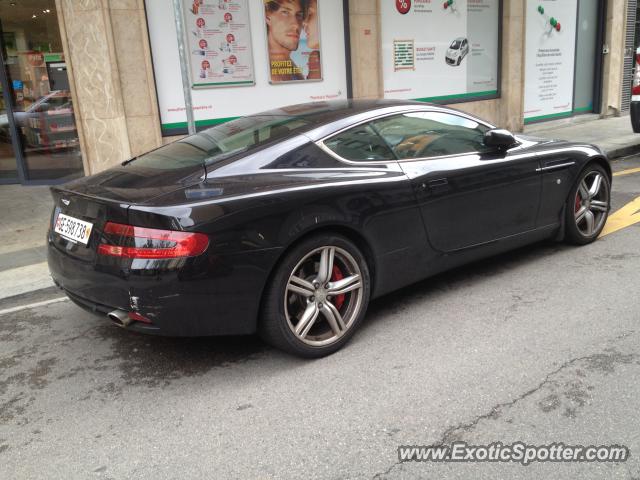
[445, 37, 469, 66]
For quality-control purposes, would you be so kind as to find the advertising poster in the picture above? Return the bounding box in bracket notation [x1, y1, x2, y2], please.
[264, 0, 322, 83]
[183, 0, 255, 88]
[523, 0, 577, 123]
[394, 40, 415, 71]
[145, 0, 347, 135]
[381, 0, 500, 102]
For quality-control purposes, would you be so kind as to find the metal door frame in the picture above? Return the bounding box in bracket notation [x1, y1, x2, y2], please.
[526, 0, 606, 124]
[0, 19, 27, 184]
[571, 0, 606, 116]
[591, 0, 606, 114]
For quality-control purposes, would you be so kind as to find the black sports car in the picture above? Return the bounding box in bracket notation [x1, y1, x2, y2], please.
[47, 100, 611, 357]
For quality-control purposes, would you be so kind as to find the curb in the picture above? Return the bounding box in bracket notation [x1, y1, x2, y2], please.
[0, 262, 53, 301]
[605, 144, 640, 160]
[0, 286, 65, 314]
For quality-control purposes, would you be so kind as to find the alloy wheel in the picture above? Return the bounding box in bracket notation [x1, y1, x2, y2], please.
[574, 171, 609, 237]
[284, 246, 364, 347]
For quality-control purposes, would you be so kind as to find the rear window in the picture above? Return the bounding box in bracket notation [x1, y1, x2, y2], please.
[127, 115, 312, 170]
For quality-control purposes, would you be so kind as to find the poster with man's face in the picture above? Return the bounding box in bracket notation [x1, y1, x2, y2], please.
[264, 0, 322, 83]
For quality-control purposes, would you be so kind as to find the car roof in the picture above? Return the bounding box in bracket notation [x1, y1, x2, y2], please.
[249, 99, 430, 126]
[191, 99, 496, 177]
[242, 99, 495, 143]
[187, 99, 490, 146]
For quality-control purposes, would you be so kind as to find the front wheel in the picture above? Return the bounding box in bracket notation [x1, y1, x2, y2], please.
[259, 234, 370, 358]
[564, 164, 611, 245]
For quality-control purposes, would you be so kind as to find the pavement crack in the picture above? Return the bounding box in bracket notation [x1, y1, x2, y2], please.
[372, 462, 400, 480]
[440, 350, 636, 444]
[439, 362, 569, 445]
[371, 349, 637, 479]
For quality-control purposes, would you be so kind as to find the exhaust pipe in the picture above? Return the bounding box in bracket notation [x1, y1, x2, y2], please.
[108, 309, 133, 328]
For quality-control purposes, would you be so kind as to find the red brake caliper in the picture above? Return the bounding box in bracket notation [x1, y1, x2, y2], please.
[575, 193, 581, 213]
[331, 265, 345, 310]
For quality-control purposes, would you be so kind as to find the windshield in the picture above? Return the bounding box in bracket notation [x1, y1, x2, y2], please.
[450, 40, 462, 49]
[127, 115, 313, 170]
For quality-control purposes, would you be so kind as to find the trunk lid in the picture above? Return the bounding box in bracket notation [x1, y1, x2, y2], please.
[59, 161, 206, 204]
[49, 154, 205, 260]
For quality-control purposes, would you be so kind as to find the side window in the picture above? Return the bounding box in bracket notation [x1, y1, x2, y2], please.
[324, 124, 396, 161]
[371, 112, 491, 159]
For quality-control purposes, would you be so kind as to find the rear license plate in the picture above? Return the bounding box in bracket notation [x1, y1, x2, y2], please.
[54, 213, 93, 245]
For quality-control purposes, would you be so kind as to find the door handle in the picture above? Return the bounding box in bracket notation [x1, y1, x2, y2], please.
[427, 178, 449, 188]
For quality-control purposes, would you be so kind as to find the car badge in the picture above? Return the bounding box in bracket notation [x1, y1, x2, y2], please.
[62, 198, 70, 206]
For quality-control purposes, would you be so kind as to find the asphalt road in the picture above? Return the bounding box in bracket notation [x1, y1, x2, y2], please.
[1, 156, 639, 479]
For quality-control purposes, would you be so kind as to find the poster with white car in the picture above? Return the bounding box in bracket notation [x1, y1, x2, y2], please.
[523, 0, 577, 123]
[445, 37, 469, 66]
[381, 0, 499, 102]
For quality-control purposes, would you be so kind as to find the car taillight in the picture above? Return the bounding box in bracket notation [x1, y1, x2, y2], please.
[634, 53, 640, 95]
[98, 222, 209, 259]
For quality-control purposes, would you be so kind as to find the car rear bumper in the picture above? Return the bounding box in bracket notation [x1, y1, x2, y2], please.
[47, 233, 283, 336]
[61, 286, 162, 334]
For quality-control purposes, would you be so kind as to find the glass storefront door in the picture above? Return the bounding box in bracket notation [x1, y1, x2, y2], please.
[0, 0, 83, 184]
[523, 0, 604, 124]
[573, 0, 600, 114]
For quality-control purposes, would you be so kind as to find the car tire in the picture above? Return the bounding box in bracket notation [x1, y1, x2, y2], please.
[564, 163, 611, 245]
[259, 233, 371, 358]
[457, 56, 461, 66]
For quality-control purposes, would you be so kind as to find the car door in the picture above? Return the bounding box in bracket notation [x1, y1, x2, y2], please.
[314, 120, 436, 294]
[371, 111, 542, 252]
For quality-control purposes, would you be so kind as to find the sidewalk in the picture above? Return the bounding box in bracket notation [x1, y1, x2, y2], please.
[1, 114, 639, 303]
[524, 114, 640, 159]
[0, 184, 54, 302]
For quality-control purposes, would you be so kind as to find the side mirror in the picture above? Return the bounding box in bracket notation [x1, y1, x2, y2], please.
[483, 129, 517, 149]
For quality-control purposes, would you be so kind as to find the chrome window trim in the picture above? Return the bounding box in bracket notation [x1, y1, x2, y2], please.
[314, 107, 498, 166]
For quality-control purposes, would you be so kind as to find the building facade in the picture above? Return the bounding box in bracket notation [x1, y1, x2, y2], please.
[0, 0, 633, 185]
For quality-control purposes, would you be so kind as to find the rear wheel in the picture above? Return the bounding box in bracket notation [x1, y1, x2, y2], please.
[564, 164, 610, 244]
[260, 234, 370, 358]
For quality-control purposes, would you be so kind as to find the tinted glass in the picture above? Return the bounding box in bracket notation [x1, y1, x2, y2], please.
[1, 0, 84, 181]
[371, 112, 491, 159]
[324, 124, 395, 161]
[574, 0, 598, 113]
[128, 115, 312, 170]
[450, 40, 461, 49]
